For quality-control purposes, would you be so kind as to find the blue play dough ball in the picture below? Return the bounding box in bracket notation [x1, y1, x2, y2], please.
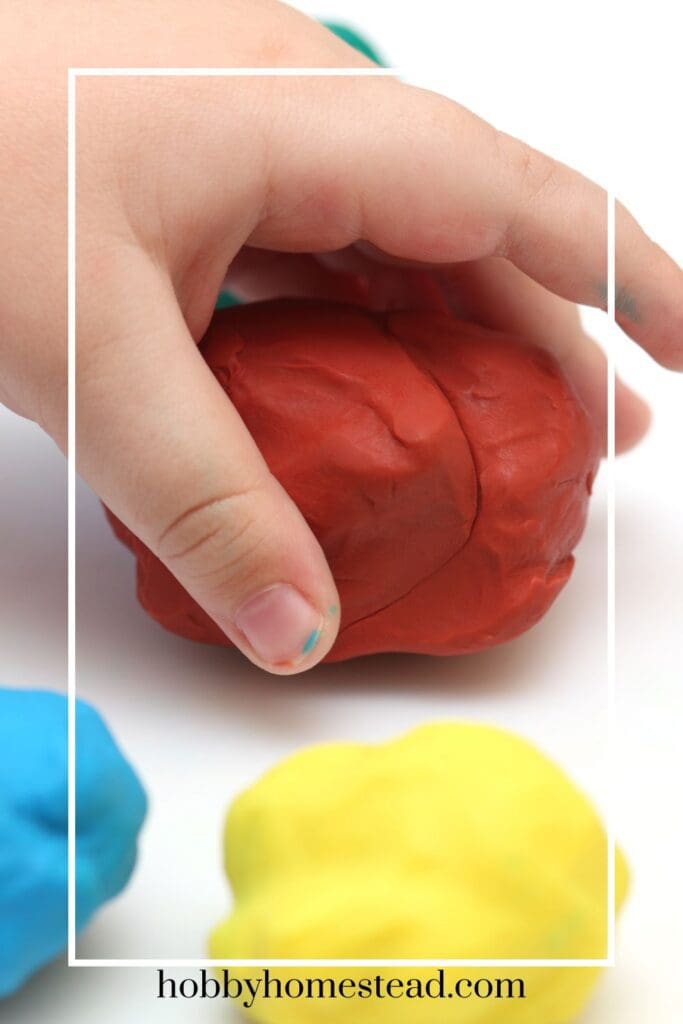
[0, 689, 147, 996]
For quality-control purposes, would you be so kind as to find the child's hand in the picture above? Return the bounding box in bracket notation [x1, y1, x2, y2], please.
[2, 0, 681, 673]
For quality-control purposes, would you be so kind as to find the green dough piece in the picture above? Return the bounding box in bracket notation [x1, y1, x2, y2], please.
[215, 291, 240, 310]
[323, 20, 384, 64]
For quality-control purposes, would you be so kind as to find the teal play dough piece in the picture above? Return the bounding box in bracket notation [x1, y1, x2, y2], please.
[216, 290, 240, 309]
[0, 689, 147, 997]
[216, 22, 383, 312]
[323, 21, 384, 64]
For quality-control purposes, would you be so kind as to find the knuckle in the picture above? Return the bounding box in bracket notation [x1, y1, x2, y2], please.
[496, 130, 562, 206]
[156, 484, 270, 590]
[193, 527, 270, 601]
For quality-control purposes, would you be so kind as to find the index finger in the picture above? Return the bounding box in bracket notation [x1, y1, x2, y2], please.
[250, 77, 683, 369]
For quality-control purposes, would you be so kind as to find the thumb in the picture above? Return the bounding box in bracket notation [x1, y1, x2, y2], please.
[78, 262, 339, 674]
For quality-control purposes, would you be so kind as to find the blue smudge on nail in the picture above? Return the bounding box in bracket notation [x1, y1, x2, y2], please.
[302, 628, 322, 656]
[328, 604, 339, 616]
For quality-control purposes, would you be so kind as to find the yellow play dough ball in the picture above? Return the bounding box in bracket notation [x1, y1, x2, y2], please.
[209, 723, 628, 1023]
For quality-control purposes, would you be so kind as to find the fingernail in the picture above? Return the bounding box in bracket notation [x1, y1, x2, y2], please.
[234, 584, 323, 667]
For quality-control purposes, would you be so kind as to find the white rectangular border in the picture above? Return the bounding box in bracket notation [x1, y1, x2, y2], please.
[67, 66, 616, 970]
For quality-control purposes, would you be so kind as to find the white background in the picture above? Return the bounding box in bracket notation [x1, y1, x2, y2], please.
[1, 0, 681, 1021]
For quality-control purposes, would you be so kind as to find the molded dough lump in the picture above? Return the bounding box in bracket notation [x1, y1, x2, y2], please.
[107, 300, 599, 661]
[0, 689, 146, 996]
[209, 722, 628, 1023]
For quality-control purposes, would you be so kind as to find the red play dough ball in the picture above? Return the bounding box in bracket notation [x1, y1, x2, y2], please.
[107, 299, 599, 661]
